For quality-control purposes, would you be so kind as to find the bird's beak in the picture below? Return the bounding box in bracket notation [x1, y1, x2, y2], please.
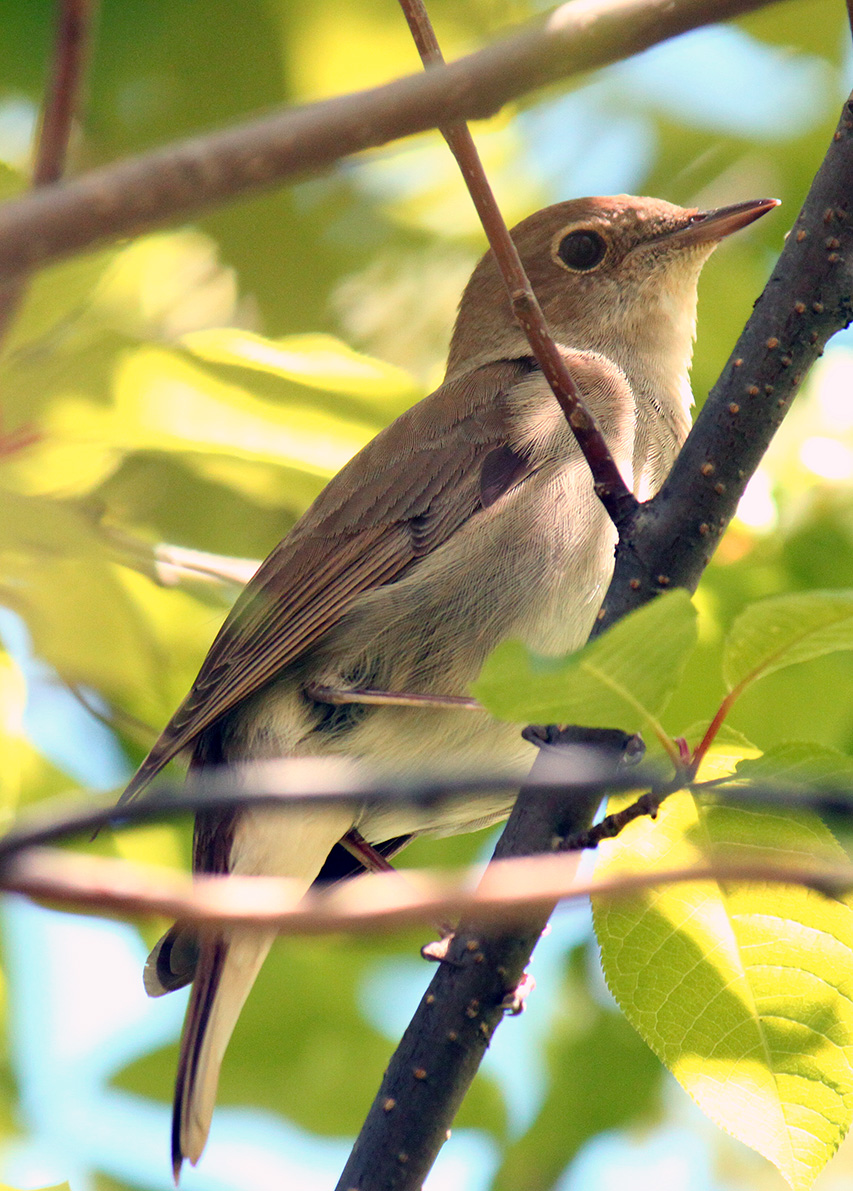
[661, 197, 780, 247]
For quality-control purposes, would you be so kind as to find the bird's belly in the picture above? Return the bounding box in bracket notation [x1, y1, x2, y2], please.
[222, 474, 617, 844]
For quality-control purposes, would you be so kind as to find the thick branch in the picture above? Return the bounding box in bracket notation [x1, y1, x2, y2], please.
[596, 94, 853, 629]
[0, 0, 777, 282]
[335, 733, 622, 1191]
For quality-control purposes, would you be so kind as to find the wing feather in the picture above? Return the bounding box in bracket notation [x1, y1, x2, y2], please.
[120, 359, 530, 802]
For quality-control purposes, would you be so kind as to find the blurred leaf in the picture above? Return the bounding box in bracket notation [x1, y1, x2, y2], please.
[0, 493, 162, 707]
[474, 590, 697, 746]
[738, 0, 845, 60]
[86, 232, 242, 343]
[593, 786, 853, 1190]
[0, 248, 117, 361]
[182, 329, 418, 410]
[104, 346, 376, 478]
[733, 741, 853, 789]
[723, 591, 853, 695]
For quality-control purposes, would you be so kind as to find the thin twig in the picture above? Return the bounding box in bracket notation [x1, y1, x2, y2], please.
[4, 846, 847, 933]
[559, 788, 668, 850]
[0, 0, 97, 346]
[398, 0, 635, 520]
[0, 0, 778, 284]
[1, 767, 849, 865]
[0, 751, 661, 861]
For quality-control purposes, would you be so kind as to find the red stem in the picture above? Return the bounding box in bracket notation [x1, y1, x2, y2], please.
[396, 0, 637, 525]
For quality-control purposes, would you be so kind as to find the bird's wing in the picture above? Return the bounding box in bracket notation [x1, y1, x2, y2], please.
[120, 358, 535, 803]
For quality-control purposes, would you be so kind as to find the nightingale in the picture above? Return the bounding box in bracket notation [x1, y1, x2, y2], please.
[118, 193, 777, 1175]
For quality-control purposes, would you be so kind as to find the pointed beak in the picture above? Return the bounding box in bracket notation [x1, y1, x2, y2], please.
[664, 197, 780, 247]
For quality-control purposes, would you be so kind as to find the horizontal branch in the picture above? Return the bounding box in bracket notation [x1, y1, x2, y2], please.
[0, 749, 660, 860]
[4, 845, 849, 933]
[2, 759, 851, 863]
[0, 0, 776, 281]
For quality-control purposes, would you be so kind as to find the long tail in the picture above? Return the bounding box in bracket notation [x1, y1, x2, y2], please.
[172, 928, 275, 1179]
[166, 799, 354, 1179]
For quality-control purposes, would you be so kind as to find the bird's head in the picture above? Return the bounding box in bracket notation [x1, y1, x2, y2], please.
[447, 194, 779, 394]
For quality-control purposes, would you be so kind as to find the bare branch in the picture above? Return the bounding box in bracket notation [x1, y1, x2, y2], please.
[0, 750, 657, 861]
[0, 0, 777, 283]
[0, 0, 97, 343]
[33, 0, 97, 187]
[3, 845, 848, 933]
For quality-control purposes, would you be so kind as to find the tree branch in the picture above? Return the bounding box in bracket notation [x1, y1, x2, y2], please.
[0, 0, 777, 283]
[0, 751, 655, 861]
[3, 845, 848, 933]
[0, 0, 97, 344]
[334, 732, 636, 1190]
[335, 71, 853, 1191]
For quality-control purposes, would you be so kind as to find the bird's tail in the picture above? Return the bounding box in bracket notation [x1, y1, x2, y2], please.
[171, 927, 275, 1180]
[165, 799, 354, 1180]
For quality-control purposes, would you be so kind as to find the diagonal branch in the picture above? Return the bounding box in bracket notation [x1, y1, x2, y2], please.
[0, 0, 778, 283]
[399, 0, 634, 522]
[335, 64, 853, 1191]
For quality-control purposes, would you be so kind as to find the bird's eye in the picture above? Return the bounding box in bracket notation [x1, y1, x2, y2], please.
[556, 229, 607, 271]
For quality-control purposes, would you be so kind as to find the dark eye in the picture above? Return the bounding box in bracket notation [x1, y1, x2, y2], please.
[556, 229, 606, 271]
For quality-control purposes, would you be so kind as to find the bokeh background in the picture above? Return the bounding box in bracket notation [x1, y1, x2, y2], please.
[0, 0, 852, 1188]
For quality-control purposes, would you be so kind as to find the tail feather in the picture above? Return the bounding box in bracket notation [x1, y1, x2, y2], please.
[166, 801, 355, 1178]
[172, 930, 275, 1179]
[145, 923, 200, 997]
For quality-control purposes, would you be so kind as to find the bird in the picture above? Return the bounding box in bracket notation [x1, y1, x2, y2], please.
[117, 193, 778, 1176]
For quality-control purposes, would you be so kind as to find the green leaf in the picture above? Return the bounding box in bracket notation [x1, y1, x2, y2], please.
[723, 591, 853, 695]
[41, 345, 378, 482]
[732, 742, 853, 790]
[182, 329, 419, 405]
[474, 590, 697, 740]
[593, 790, 853, 1189]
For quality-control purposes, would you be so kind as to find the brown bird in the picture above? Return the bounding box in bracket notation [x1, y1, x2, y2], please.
[118, 193, 777, 1176]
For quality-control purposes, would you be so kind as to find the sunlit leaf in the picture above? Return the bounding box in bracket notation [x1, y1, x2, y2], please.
[88, 231, 241, 342]
[593, 784, 853, 1190]
[474, 590, 697, 745]
[37, 346, 377, 483]
[733, 741, 853, 789]
[182, 328, 418, 406]
[723, 591, 853, 695]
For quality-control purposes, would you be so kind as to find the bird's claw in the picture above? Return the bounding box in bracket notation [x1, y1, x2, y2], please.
[501, 971, 535, 1015]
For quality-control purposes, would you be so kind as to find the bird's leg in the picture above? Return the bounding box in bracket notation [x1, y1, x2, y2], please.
[305, 682, 481, 711]
[341, 829, 458, 954]
[340, 828, 399, 874]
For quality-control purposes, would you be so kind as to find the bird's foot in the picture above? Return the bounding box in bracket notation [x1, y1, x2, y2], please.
[501, 971, 535, 1015]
